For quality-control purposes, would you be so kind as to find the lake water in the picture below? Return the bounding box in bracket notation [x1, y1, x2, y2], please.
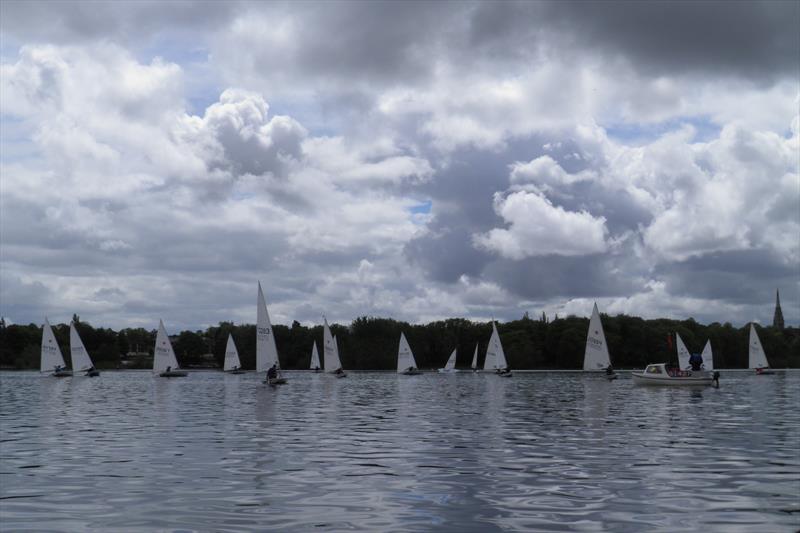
[1, 370, 798, 532]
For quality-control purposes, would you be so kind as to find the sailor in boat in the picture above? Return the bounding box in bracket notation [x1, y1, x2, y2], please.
[334, 367, 344, 375]
[54, 365, 62, 373]
[166, 366, 171, 373]
[605, 364, 615, 376]
[405, 366, 418, 374]
[496, 368, 511, 375]
[689, 353, 703, 371]
[267, 364, 278, 381]
[86, 366, 96, 375]
[315, 366, 321, 372]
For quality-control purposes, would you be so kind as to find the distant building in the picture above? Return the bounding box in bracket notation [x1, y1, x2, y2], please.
[773, 289, 784, 330]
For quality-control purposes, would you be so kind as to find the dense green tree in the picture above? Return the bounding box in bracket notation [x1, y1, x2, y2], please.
[2, 315, 798, 370]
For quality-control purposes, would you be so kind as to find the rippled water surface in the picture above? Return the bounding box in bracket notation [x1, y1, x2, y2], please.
[1, 370, 798, 531]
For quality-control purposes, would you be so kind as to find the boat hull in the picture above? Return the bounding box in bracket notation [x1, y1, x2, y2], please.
[437, 369, 458, 373]
[631, 373, 713, 386]
[265, 377, 288, 385]
[85, 370, 100, 377]
[401, 370, 422, 375]
[51, 370, 73, 377]
[605, 373, 618, 381]
[224, 370, 247, 374]
[755, 369, 776, 375]
[159, 370, 188, 377]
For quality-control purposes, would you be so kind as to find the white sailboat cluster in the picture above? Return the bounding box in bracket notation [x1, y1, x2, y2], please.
[40, 319, 99, 377]
[37, 292, 775, 381]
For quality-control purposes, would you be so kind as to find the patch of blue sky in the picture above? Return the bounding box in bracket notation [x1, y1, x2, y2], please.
[409, 200, 432, 215]
[606, 115, 721, 145]
[0, 36, 22, 62]
[408, 200, 432, 225]
[0, 114, 40, 163]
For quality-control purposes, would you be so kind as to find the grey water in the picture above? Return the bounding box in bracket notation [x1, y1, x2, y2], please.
[1, 371, 798, 532]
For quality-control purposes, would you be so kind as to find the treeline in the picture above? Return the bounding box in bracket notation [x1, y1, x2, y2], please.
[1, 314, 798, 370]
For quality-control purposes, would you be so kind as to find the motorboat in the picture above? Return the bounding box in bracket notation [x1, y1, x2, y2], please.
[632, 363, 718, 387]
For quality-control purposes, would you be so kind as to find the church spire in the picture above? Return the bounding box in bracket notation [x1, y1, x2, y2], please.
[773, 289, 784, 330]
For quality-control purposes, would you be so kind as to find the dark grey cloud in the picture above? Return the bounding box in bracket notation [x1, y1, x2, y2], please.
[484, 252, 646, 301]
[0, 0, 241, 45]
[656, 249, 799, 304]
[540, 0, 800, 81]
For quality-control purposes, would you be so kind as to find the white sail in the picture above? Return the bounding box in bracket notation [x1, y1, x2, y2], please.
[471, 343, 478, 370]
[69, 322, 95, 372]
[256, 282, 280, 372]
[748, 323, 770, 369]
[153, 320, 180, 373]
[442, 348, 457, 371]
[583, 303, 611, 371]
[483, 321, 508, 371]
[323, 318, 343, 372]
[41, 319, 67, 372]
[223, 333, 242, 371]
[676, 332, 691, 370]
[397, 332, 418, 373]
[310, 341, 321, 369]
[701, 340, 713, 370]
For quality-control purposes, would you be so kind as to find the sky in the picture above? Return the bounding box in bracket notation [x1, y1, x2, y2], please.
[0, 0, 798, 332]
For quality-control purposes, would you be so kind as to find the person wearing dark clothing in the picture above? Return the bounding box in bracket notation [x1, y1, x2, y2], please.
[689, 353, 703, 371]
[267, 364, 277, 380]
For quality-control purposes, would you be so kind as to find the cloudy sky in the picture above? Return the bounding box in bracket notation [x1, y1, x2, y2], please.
[1, 0, 798, 332]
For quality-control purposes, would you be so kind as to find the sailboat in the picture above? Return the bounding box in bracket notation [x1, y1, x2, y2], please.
[41, 318, 71, 377]
[438, 348, 457, 373]
[749, 323, 774, 375]
[257, 282, 286, 385]
[675, 332, 692, 370]
[310, 341, 321, 372]
[471, 343, 479, 372]
[483, 321, 511, 376]
[397, 332, 421, 375]
[632, 331, 718, 386]
[583, 303, 615, 379]
[701, 340, 714, 370]
[153, 320, 188, 377]
[70, 322, 99, 376]
[223, 333, 245, 373]
[323, 318, 346, 377]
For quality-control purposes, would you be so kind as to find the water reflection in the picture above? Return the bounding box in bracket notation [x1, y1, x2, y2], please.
[1, 370, 798, 531]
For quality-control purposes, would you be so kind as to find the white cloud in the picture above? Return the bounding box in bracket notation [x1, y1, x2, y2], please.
[474, 190, 609, 259]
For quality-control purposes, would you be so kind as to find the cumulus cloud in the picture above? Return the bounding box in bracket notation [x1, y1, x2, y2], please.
[474, 190, 609, 259]
[1, 1, 798, 329]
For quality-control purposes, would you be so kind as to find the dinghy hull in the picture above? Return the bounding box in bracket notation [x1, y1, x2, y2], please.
[51, 370, 73, 377]
[159, 370, 188, 377]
